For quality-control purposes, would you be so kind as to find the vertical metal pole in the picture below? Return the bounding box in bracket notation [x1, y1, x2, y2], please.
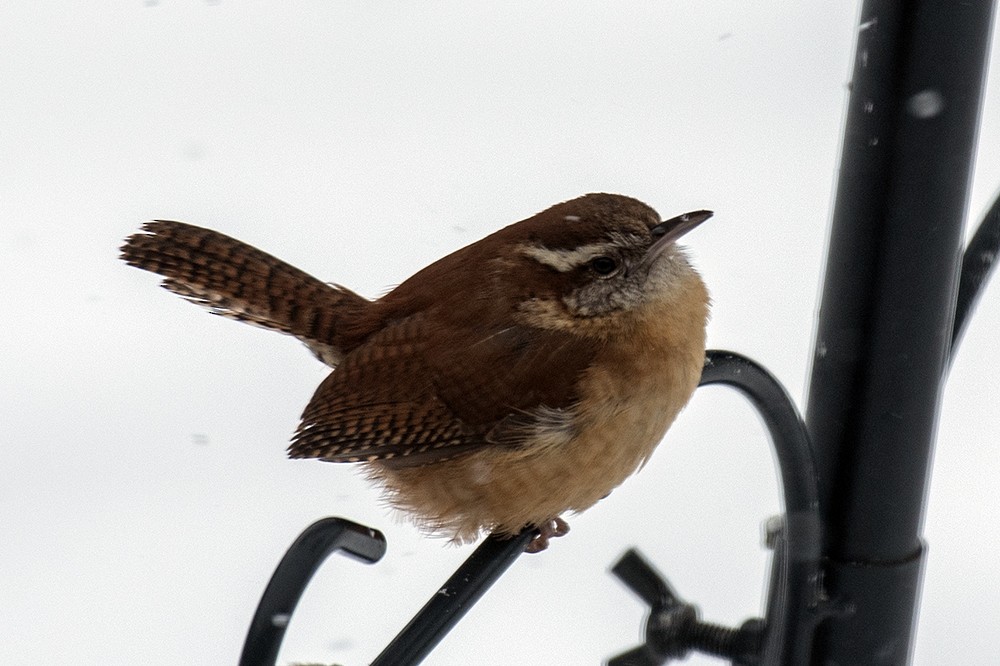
[805, 1, 995, 663]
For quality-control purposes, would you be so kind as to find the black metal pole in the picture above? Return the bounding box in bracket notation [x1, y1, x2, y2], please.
[805, 2, 995, 663]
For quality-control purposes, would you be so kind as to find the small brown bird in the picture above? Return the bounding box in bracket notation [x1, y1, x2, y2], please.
[121, 193, 710, 552]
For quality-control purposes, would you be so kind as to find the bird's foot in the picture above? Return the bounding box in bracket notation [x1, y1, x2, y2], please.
[525, 517, 570, 553]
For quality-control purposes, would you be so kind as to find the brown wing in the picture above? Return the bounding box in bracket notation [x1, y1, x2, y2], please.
[120, 220, 370, 366]
[288, 313, 596, 467]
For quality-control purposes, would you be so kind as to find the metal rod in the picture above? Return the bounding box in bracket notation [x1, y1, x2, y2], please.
[700, 350, 822, 664]
[370, 528, 535, 666]
[804, 2, 996, 662]
[952, 189, 1000, 354]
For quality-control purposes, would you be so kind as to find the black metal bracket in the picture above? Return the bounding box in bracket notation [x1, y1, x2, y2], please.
[238, 349, 831, 666]
[239, 517, 387, 666]
[607, 350, 826, 665]
[239, 517, 535, 666]
[953, 189, 1000, 358]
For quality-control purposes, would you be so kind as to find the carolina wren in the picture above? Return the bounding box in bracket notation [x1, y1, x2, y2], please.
[121, 193, 710, 552]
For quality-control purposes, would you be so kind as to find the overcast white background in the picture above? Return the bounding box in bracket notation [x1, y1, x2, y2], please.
[2, 3, 999, 665]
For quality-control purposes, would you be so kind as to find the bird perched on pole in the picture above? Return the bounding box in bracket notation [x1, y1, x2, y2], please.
[121, 193, 710, 552]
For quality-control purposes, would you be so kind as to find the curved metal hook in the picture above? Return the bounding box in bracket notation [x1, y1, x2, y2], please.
[238, 517, 387, 666]
[700, 351, 819, 520]
[699, 350, 824, 664]
[241, 516, 534, 666]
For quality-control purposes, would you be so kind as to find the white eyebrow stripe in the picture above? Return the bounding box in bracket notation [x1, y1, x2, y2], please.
[517, 232, 645, 272]
[518, 242, 615, 272]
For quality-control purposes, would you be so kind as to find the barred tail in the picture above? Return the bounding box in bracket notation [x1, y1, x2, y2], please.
[120, 220, 369, 366]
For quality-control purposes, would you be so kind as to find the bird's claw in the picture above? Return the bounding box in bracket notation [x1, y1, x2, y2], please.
[525, 517, 570, 553]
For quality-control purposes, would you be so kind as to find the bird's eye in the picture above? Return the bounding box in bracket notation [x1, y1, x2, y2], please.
[589, 255, 620, 276]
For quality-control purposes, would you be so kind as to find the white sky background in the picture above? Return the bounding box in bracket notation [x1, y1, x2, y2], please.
[2, 2, 999, 664]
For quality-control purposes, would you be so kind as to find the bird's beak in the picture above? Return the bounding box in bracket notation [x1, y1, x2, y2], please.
[652, 210, 713, 246]
[642, 210, 712, 269]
